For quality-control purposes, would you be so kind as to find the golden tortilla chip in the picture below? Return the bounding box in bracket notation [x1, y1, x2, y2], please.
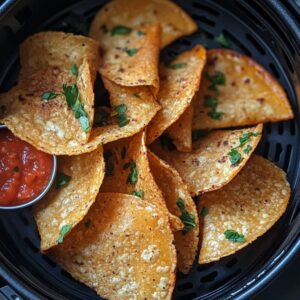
[101, 131, 183, 232]
[147, 45, 206, 144]
[151, 124, 263, 196]
[34, 147, 104, 252]
[20, 31, 100, 82]
[89, 0, 197, 49]
[193, 49, 293, 130]
[148, 151, 199, 274]
[0, 60, 94, 155]
[50, 193, 176, 300]
[166, 102, 194, 152]
[90, 23, 161, 94]
[198, 155, 291, 264]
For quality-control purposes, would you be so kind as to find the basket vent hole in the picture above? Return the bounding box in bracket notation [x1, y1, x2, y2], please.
[245, 33, 266, 55]
[222, 30, 251, 57]
[209, 269, 242, 291]
[42, 255, 57, 268]
[177, 281, 193, 291]
[274, 143, 283, 162]
[197, 262, 215, 272]
[262, 141, 270, 158]
[23, 237, 39, 253]
[265, 123, 272, 134]
[174, 293, 197, 300]
[14, 5, 32, 25]
[192, 2, 220, 16]
[191, 14, 216, 27]
[278, 122, 284, 135]
[226, 257, 238, 268]
[178, 39, 192, 46]
[283, 144, 292, 172]
[200, 271, 218, 283]
[269, 63, 280, 79]
[289, 121, 296, 136]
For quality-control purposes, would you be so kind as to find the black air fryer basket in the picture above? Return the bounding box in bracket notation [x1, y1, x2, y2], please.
[0, 0, 300, 299]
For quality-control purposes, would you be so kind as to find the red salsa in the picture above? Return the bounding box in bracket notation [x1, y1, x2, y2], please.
[0, 129, 53, 206]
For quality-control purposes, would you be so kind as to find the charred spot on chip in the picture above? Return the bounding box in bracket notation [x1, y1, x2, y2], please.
[256, 97, 265, 103]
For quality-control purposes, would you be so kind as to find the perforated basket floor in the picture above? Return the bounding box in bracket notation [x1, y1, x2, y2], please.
[0, 1, 300, 300]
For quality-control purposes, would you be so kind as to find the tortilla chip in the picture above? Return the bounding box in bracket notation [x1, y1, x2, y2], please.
[166, 102, 194, 152]
[19, 31, 100, 82]
[0, 60, 94, 155]
[89, 0, 197, 49]
[148, 151, 199, 274]
[151, 124, 263, 196]
[147, 45, 206, 144]
[33, 147, 104, 252]
[198, 155, 291, 264]
[90, 23, 161, 94]
[50, 193, 176, 299]
[193, 49, 293, 130]
[101, 131, 183, 232]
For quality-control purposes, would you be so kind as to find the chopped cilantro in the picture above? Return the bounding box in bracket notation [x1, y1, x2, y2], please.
[201, 207, 209, 217]
[111, 25, 132, 36]
[208, 110, 223, 120]
[159, 134, 176, 151]
[131, 190, 144, 199]
[137, 30, 145, 36]
[224, 229, 246, 243]
[56, 172, 72, 189]
[94, 107, 109, 127]
[243, 145, 253, 154]
[70, 64, 78, 76]
[124, 48, 138, 56]
[205, 71, 226, 86]
[228, 149, 241, 165]
[13, 166, 19, 173]
[177, 198, 196, 234]
[104, 150, 114, 176]
[100, 24, 108, 33]
[121, 146, 126, 159]
[124, 160, 138, 185]
[168, 63, 187, 69]
[215, 33, 231, 48]
[57, 224, 72, 244]
[192, 130, 208, 142]
[239, 132, 261, 147]
[41, 91, 60, 101]
[113, 104, 129, 127]
[204, 95, 218, 108]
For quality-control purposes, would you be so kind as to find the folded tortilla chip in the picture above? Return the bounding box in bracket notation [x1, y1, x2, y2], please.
[34, 147, 104, 251]
[101, 131, 183, 232]
[166, 102, 194, 152]
[89, 0, 197, 49]
[147, 45, 206, 144]
[151, 124, 263, 196]
[90, 22, 161, 94]
[198, 155, 291, 264]
[193, 49, 293, 130]
[50, 193, 176, 300]
[0, 60, 94, 155]
[20, 31, 100, 82]
[148, 151, 199, 274]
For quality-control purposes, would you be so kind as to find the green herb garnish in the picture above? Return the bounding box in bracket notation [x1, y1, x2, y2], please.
[62, 84, 78, 108]
[201, 207, 209, 217]
[243, 145, 253, 154]
[204, 95, 218, 108]
[41, 91, 60, 101]
[224, 229, 246, 243]
[205, 71, 226, 86]
[239, 132, 261, 147]
[215, 33, 231, 48]
[57, 224, 72, 244]
[70, 64, 78, 76]
[131, 190, 144, 199]
[124, 48, 138, 56]
[168, 63, 187, 69]
[137, 30, 145, 36]
[177, 198, 196, 234]
[208, 110, 223, 120]
[94, 107, 110, 127]
[228, 149, 241, 165]
[56, 172, 72, 189]
[124, 160, 138, 185]
[113, 104, 129, 127]
[111, 25, 132, 36]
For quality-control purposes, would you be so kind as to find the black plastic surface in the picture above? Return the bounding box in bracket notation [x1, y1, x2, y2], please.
[0, 1, 300, 300]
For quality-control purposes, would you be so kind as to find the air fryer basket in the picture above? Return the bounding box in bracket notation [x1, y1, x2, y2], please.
[0, 0, 300, 299]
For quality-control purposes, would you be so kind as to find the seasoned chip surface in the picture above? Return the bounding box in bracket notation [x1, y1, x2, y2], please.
[91, 23, 161, 94]
[101, 131, 183, 232]
[34, 147, 104, 251]
[50, 193, 176, 300]
[193, 49, 293, 130]
[89, 0, 197, 49]
[0, 61, 94, 155]
[198, 155, 291, 264]
[148, 151, 199, 274]
[152, 124, 263, 196]
[147, 45, 206, 144]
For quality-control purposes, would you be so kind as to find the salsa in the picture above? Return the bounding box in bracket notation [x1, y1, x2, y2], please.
[0, 129, 53, 206]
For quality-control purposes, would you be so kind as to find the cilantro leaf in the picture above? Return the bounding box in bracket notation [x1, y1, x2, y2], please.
[215, 33, 231, 48]
[228, 149, 241, 165]
[131, 190, 144, 199]
[125, 161, 138, 185]
[177, 198, 196, 234]
[243, 145, 253, 154]
[204, 96, 218, 109]
[168, 63, 187, 69]
[56, 172, 72, 189]
[124, 48, 138, 56]
[201, 207, 209, 217]
[41, 91, 60, 101]
[239, 132, 261, 147]
[208, 110, 223, 120]
[62, 84, 78, 108]
[94, 107, 110, 127]
[57, 224, 72, 244]
[71, 64, 78, 76]
[79, 116, 89, 132]
[113, 104, 129, 127]
[224, 229, 246, 243]
[111, 25, 132, 36]
[137, 30, 145, 36]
